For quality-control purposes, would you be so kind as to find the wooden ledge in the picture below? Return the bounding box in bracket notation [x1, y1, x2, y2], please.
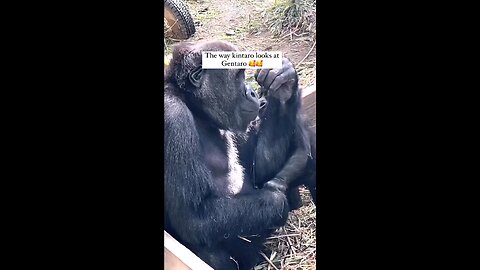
[164, 231, 214, 270]
[301, 84, 316, 127]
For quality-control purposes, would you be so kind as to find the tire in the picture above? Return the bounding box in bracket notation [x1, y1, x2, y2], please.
[164, 0, 196, 39]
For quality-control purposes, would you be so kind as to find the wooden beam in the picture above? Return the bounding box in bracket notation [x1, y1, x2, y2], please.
[301, 84, 316, 127]
[302, 83, 315, 99]
[164, 231, 214, 270]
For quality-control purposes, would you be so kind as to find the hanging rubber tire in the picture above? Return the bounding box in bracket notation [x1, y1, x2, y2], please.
[164, 0, 196, 40]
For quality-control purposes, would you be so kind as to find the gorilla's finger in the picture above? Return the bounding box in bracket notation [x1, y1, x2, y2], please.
[256, 68, 271, 85]
[269, 74, 289, 92]
[270, 67, 296, 91]
[282, 57, 293, 68]
[263, 69, 281, 90]
[264, 178, 287, 193]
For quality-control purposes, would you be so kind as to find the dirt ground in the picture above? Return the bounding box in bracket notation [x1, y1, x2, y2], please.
[167, 0, 316, 89]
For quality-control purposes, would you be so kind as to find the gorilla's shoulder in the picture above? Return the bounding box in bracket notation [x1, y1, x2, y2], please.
[164, 92, 195, 129]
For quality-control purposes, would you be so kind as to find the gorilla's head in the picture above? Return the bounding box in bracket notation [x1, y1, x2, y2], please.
[166, 40, 260, 132]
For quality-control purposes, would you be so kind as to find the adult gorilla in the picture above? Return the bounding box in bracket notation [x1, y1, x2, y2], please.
[164, 41, 297, 270]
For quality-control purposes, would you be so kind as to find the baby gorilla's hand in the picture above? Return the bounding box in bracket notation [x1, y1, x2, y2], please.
[263, 177, 287, 193]
[255, 58, 298, 102]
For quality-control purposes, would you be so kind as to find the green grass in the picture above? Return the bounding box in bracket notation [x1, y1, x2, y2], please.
[266, 0, 316, 36]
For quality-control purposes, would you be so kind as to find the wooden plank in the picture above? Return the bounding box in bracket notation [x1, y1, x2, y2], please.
[164, 231, 214, 270]
[165, 248, 192, 270]
[301, 84, 316, 127]
[302, 83, 316, 99]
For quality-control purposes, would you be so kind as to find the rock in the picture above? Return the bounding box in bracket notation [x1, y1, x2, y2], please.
[225, 30, 235, 36]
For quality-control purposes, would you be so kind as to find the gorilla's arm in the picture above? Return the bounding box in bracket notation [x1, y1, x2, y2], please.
[273, 114, 312, 183]
[255, 58, 312, 190]
[165, 95, 288, 246]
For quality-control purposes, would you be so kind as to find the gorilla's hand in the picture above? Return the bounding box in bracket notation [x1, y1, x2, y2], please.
[262, 187, 289, 227]
[264, 177, 288, 193]
[255, 58, 298, 102]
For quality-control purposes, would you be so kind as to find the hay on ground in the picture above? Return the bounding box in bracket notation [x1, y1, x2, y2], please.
[255, 187, 316, 270]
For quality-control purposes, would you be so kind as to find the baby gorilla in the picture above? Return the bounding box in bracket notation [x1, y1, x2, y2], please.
[238, 58, 316, 211]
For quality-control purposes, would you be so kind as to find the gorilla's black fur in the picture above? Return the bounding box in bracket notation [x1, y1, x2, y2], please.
[164, 41, 291, 270]
[237, 62, 317, 211]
